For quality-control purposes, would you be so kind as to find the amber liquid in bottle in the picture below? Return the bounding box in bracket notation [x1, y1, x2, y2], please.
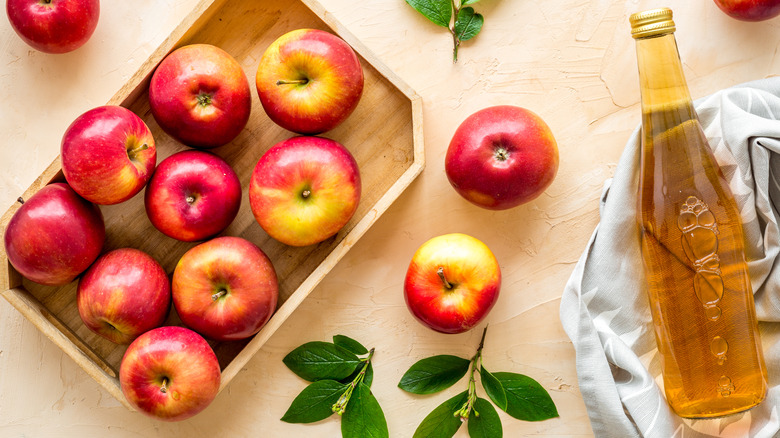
[633, 9, 767, 418]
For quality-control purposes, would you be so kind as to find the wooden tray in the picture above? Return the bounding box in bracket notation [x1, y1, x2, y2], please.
[0, 0, 423, 411]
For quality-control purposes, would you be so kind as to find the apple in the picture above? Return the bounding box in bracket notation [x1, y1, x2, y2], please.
[144, 150, 241, 242]
[149, 44, 251, 148]
[255, 28, 364, 134]
[249, 136, 361, 247]
[6, 0, 99, 54]
[119, 325, 220, 422]
[4, 182, 105, 286]
[77, 248, 170, 344]
[445, 105, 559, 210]
[404, 233, 501, 334]
[171, 236, 278, 341]
[61, 105, 156, 205]
[713, 0, 780, 21]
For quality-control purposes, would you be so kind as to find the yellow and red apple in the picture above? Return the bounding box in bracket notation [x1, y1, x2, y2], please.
[149, 44, 251, 148]
[4, 183, 105, 286]
[119, 326, 220, 422]
[144, 150, 241, 242]
[404, 233, 501, 334]
[6, 0, 99, 54]
[255, 29, 364, 134]
[77, 248, 171, 344]
[61, 105, 156, 205]
[249, 136, 361, 247]
[171, 236, 278, 342]
[445, 105, 559, 210]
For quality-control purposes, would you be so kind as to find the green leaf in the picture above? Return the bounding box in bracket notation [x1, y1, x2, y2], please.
[453, 7, 484, 41]
[412, 390, 469, 438]
[280, 379, 348, 424]
[493, 372, 559, 421]
[462, 0, 481, 4]
[468, 397, 503, 438]
[342, 383, 389, 438]
[341, 362, 374, 388]
[283, 341, 362, 382]
[405, 0, 452, 28]
[333, 335, 369, 355]
[480, 366, 507, 411]
[398, 355, 471, 394]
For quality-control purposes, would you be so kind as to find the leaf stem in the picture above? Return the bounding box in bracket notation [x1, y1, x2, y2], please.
[455, 325, 488, 421]
[449, 0, 461, 62]
[333, 348, 375, 415]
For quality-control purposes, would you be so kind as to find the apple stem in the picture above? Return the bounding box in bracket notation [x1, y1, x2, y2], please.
[455, 325, 488, 422]
[301, 189, 311, 199]
[212, 289, 227, 301]
[276, 79, 309, 86]
[160, 377, 169, 394]
[186, 195, 196, 205]
[127, 143, 149, 157]
[449, 0, 462, 63]
[437, 267, 453, 289]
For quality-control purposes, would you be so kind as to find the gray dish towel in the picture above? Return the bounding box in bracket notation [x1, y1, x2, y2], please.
[560, 77, 780, 437]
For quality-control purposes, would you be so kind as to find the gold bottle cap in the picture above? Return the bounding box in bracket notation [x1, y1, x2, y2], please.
[629, 7, 676, 39]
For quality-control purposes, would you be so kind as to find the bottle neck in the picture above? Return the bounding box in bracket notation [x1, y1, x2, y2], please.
[635, 32, 694, 112]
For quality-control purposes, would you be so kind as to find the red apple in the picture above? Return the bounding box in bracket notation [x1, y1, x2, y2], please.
[171, 236, 278, 341]
[61, 105, 156, 205]
[713, 0, 780, 21]
[445, 105, 559, 210]
[4, 182, 105, 286]
[119, 326, 220, 422]
[249, 136, 361, 247]
[404, 233, 501, 334]
[77, 248, 170, 344]
[144, 150, 241, 242]
[149, 44, 251, 148]
[255, 29, 364, 134]
[6, 0, 99, 54]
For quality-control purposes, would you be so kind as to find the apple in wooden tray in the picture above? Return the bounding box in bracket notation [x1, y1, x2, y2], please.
[256, 28, 364, 134]
[6, 0, 99, 54]
[4, 182, 105, 286]
[120, 326, 220, 422]
[249, 136, 361, 247]
[144, 150, 241, 242]
[713, 0, 780, 21]
[404, 233, 501, 334]
[445, 105, 559, 210]
[172, 236, 279, 342]
[149, 43, 251, 148]
[61, 105, 156, 205]
[77, 248, 170, 344]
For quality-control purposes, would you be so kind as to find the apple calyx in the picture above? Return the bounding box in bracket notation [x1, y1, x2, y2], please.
[494, 146, 510, 162]
[185, 194, 198, 205]
[437, 267, 454, 290]
[197, 93, 213, 107]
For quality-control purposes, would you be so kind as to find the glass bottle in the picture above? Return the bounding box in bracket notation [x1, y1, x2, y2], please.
[630, 8, 767, 418]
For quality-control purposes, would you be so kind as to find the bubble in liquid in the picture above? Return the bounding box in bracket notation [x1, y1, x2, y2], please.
[711, 336, 729, 365]
[705, 306, 722, 321]
[718, 375, 735, 397]
[695, 271, 724, 306]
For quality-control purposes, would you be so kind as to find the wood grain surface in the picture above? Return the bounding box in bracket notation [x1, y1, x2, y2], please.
[2, 0, 779, 436]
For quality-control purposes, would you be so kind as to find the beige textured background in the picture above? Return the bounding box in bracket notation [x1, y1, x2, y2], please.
[2, 0, 779, 436]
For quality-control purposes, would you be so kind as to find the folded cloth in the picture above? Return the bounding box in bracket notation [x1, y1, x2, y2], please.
[560, 76, 780, 438]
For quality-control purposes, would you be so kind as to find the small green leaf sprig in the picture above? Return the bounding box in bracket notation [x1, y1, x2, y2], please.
[399, 327, 559, 438]
[405, 0, 486, 63]
[281, 335, 388, 438]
